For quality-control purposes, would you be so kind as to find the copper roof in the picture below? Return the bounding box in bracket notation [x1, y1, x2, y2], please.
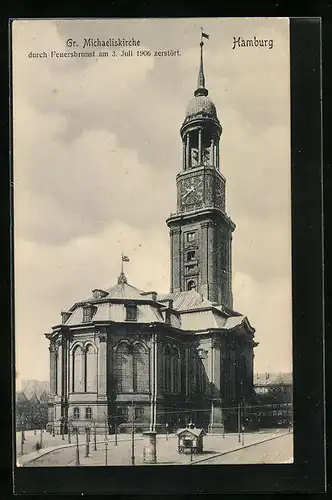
[78, 280, 152, 305]
[157, 290, 212, 311]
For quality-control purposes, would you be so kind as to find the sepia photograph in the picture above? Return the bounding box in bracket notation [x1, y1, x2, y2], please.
[12, 17, 293, 471]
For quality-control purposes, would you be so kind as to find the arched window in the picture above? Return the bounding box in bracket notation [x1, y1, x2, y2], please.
[163, 345, 181, 394]
[163, 345, 172, 393]
[171, 347, 181, 394]
[187, 280, 196, 291]
[115, 342, 133, 393]
[72, 345, 84, 392]
[133, 343, 149, 392]
[73, 407, 80, 419]
[85, 407, 92, 419]
[197, 359, 206, 394]
[84, 344, 97, 392]
[114, 342, 149, 393]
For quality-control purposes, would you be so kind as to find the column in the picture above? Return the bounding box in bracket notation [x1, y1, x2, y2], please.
[216, 142, 220, 169]
[228, 234, 233, 309]
[186, 134, 190, 169]
[57, 341, 63, 398]
[149, 334, 155, 431]
[198, 129, 202, 166]
[49, 343, 56, 398]
[97, 333, 107, 398]
[182, 140, 186, 170]
[171, 228, 181, 292]
[97, 332, 108, 428]
[208, 222, 216, 302]
[199, 222, 209, 299]
[211, 137, 215, 167]
[48, 342, 56, 427]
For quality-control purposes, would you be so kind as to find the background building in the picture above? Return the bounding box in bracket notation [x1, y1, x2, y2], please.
[252, 372, 293, 427]
[45, 38, 257, 435]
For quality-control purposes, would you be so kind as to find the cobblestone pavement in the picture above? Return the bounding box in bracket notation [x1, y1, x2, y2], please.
[22, 429, 291, 467]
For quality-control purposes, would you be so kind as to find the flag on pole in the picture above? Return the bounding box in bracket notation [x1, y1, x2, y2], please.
[202, 32, 209, 39]
[122, 254, 130, 262]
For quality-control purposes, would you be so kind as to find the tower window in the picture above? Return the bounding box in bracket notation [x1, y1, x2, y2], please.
[125, 304, 138, 321]
[186, 232, 196, 243]
[186, 264, 196, 272]
[186, 250, 196, 262]
[187, 280, 197, 291]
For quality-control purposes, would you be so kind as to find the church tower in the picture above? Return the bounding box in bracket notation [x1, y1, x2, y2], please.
[167, 37, 235, 307]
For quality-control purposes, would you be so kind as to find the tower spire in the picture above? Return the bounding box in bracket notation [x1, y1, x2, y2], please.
[194, 28, 209, 97]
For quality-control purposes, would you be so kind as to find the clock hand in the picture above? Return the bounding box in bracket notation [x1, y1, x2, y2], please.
[182, 187, 195, 200]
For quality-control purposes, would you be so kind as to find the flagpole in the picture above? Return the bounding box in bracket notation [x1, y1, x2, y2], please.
[121, 252, 123, 275]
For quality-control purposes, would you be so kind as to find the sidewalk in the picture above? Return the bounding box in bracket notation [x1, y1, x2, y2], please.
[70, 431, 290, 467]
[16, 433, 134, 467]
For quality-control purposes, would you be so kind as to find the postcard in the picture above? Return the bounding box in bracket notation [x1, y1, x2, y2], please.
[12, 18, 293, 475]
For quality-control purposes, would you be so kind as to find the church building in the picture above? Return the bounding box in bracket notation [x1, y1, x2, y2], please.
[45, 37, 257, 434]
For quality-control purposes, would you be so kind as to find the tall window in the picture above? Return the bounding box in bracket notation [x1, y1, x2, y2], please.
[84, 344, 97, 392]
[171, 347, 181, 393]
[114, 342, 149, 393]
[72, 345, 84, 392]
[73, 407, 80, 419]
[133, 343, 149, 392]
[85, 407, 92, 419]
[163, 345, 181, 394]
[115, 342, 133, 392]
[163, 345, 172, 393]
[197, 360, 206, 393]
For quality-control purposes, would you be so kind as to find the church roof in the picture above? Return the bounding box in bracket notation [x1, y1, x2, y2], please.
[82, 280, 148, 303]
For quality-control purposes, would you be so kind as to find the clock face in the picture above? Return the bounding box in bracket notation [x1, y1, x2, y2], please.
[181, 176, 204, 206]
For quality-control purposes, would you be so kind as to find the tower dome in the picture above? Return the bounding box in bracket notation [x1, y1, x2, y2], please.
[185, 94, 217, 120]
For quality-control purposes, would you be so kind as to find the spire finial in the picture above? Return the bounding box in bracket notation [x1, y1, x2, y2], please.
[194, 28, 209, 97]
[117, 271, 127, 284]
[118, 253, 130, 284]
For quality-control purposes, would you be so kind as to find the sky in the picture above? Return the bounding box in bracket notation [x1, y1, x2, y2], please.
[12, 18, 292, 384]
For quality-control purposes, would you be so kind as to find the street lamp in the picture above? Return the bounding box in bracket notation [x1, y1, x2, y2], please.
[114, 421, 118, 446]
[75, 427, 80, 466]
[237, 403, 241, 443]
[93, 422, 97, 451]
[104, 438, 108, 466]
[131, 400, 135, 466]
[20, 428, 24, 455]
[84, 427, 90, 458]
[68, 421, 72, 444]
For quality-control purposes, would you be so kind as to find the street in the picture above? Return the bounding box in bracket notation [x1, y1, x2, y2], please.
[20, 429, 293, 467]
[195, 432, 293, 464]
